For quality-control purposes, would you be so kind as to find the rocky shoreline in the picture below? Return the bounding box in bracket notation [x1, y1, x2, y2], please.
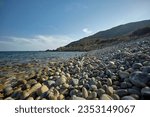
[0, 38, 150, 100]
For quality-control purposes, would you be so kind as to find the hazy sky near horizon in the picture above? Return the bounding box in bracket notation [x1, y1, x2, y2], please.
[0, 0, 150, 51]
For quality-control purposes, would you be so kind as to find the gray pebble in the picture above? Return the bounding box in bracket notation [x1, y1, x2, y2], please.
[121, 96, 136, 100]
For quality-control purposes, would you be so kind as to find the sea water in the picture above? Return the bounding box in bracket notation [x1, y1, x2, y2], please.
[0, 51, 86, 66]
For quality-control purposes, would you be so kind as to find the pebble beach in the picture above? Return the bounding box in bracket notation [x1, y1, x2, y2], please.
[0, 37, 150, 100]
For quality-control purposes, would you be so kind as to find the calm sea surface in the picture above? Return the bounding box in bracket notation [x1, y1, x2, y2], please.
[0, 51, 86, 66]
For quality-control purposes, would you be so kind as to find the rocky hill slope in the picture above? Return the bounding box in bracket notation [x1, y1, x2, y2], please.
[57, 20, 150, 51]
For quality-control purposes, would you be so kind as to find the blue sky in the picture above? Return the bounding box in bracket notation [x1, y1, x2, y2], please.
[0, 0, 150, 51]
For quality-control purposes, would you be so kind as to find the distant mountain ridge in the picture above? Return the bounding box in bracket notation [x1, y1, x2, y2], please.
[92, 19, 150, 38]
[56, 20, 150, 51]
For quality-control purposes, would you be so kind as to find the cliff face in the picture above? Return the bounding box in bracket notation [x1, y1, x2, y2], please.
[56, 20, 150, 51]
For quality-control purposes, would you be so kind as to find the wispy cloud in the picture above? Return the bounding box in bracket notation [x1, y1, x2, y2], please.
[0, 35, 74, 51]
[82, 28, 92, 34]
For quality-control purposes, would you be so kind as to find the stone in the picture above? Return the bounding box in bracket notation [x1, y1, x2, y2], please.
[105, 69, 113, 77]
[62, 83, 70, 88]
[37, 85, 49, 96]
[132, 63, 143, 69]
[142, 66, 150, 73]
[56, 75, 66, 85]
[120, 66, 125, 70]
[18, 79, 27, 85]
[99, 71, 105, 77]
[107, 78, 112, 86]
[71, 78, 79, 86]
[57, 94, 64, 100]
[75, 66, 81, 72]
[93, 98, 99, 100]
[97, 81, 102, 88]
[41, 98, 47, 100]
[127, 68, 134, 73]
[102, 85, 108, 91]
[112, 85, 119, 90]
[28, 71, 36, 79]
[35, 96, 42, 100]
[116, 89, 128, 97]
[82, 87, 88, 98]
[70, 89, 78, 96]
[0, 84, 4, 91]
[0, 93, 4, 99]
[106, 86, 114, 96]
[124, 78, 130, 82]
[48, 93, 57, 100]
[127, 82, 133, 88]
[143, 61, 149, 66]
[120, 82, 128, 89]
[88, 64, 94, 70]
[128, 88, 141, 96]
[83, 74, 88, 79]
[79, 79, 86, 85]
[27, 79, 38, 86]
[111, 75, 118, 80]
[108, 61, 116, 69]
[130, 94, 140, 100]
[53, 89, 60, 98]
[89, 78, 97, 85]
[83, 83, 90, 90]
[57, 68, 61, 73]
[3, 86, 13, 97]
[55, 72, 60, 76]
[4, 97, 14, 100]
[132, 86, 141, 91]
[66, 73, 71, 78]
[28, 83, 42, 95]
[39, 76, 49, 82]
[21, 91, 30, 99]
[100, 94, 113, 100]
[113, 81, 120, 85]
[60, 89, 68, 95]
[112, 94, 120, 100]
[118, 70, 129, 79]
[11, 91, 22, 99]
[27, 97, 34, 100]
[120, 82, 132, 88]
[45, 80, 55, 88]
[141, 87, 150, 99]
[90, 85, 97, 91]
[72, 95, 86, 100]
[23, 84, 31, 90]
[88, 92, 97, 99]
[121, 96, 136, 100]
[129, 71, 150, 88]
[97, 88, 105, 97]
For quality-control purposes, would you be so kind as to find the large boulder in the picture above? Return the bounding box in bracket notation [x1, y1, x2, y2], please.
[129, 71, 150, 88]
[141, 87, 150, 99]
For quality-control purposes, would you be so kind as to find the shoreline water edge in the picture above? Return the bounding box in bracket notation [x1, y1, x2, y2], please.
[0, 38, 150, 100]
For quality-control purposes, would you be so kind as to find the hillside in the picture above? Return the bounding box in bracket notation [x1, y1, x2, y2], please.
[56, 20, 150, 51]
